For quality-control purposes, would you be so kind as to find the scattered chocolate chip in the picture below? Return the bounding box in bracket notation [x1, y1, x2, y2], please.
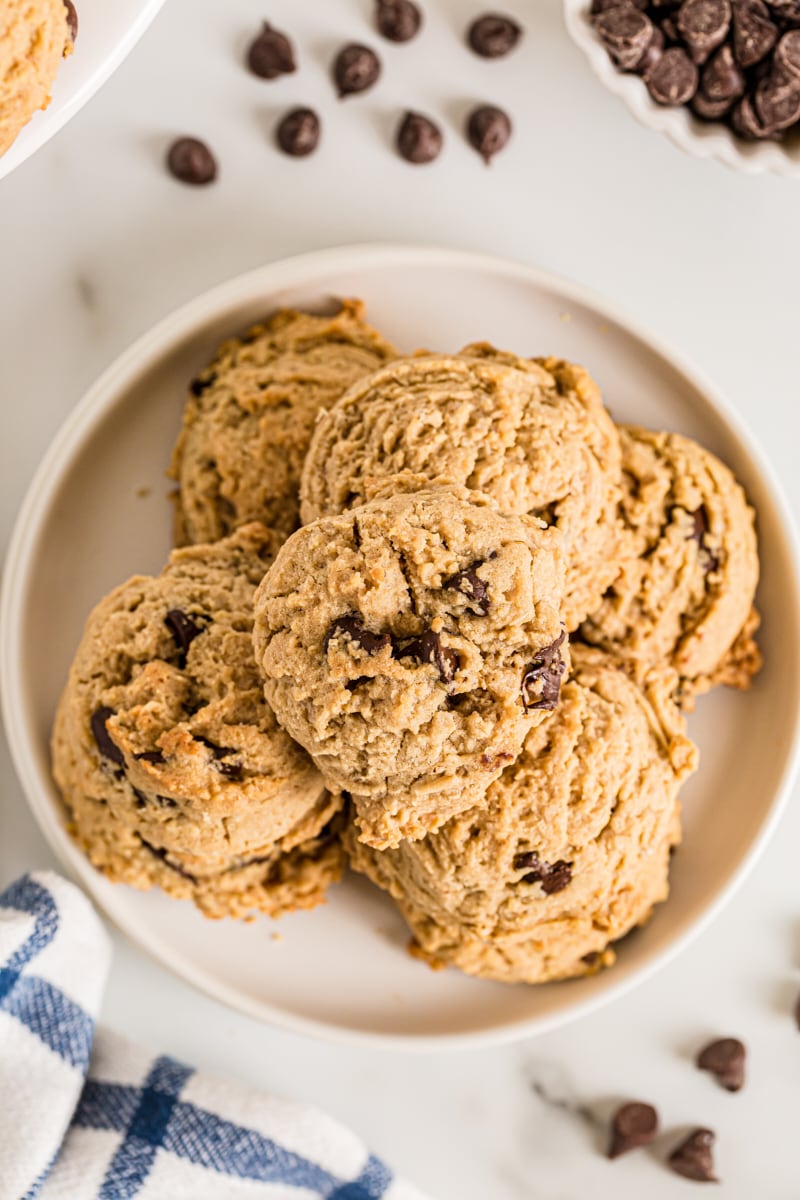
[216, 761, 243, 781]
[700, 43, 746, 97]
[276, 107, 320, 156]
[165, 609, 206, 663]
[443, 562, 491, 613]
[247, 21, 296, 79]
[325, 615, 392, 656]
[396, 630, 459, 684]
[594, 5, 655, 68]
[521, 631, 566, 711]
[608, 1101, 659, 1158]
[467, 12, 523, 57]
[154, 794, 179, 809]
[677, 0, 732, 63]
[64, 0, 78, 42]
[134, 750, 166, 765]
[396, 110, 443, 162]
[139, 837, 197, 882]
[166, 138, 218, 186]
[376, 0, 423, 41]
[466, 104, 512, 162]
[647, 45, 700, 101]
[513, 850, 573, 894]
[775, 29, 800, 74]
[667, 1128, 718, 1182]
[189, 371, 217, 397]
[696, 1037, 746, 1091]
[91, 707, 124, 767]
[732, 0, 778, 65]
[333, 43, 381, 97]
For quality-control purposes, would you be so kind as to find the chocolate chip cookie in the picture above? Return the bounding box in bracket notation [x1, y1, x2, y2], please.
[253, 486, 567, 849]
[51, 524, 343, 919]
[581, 426, 760, 703]
[300, 348, 627, 629]
[170, 301, 396, 545]
[1, 0, 73, 157]
[346, 645, 698, 983]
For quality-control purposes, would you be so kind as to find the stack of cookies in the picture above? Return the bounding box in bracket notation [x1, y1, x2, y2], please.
[52, 299, 761, 984]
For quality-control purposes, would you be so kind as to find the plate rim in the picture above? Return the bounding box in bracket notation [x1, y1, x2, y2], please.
[3, 241, 800, 1050]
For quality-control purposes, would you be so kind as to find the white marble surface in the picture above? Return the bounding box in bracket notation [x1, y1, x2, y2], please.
[1, 0, 800, 1196]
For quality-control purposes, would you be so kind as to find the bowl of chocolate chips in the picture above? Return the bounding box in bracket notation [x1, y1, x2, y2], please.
[564, 0, 800, 174]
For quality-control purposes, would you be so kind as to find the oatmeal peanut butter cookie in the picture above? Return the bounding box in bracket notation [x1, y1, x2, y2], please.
[1, 0, 73, 157]
[170, 301, 396, 545]
[253, 486, 567, 849]
[300, 348, 626, 629]
[347, 645, 698, 983]
[581, 426, 760, 703]
[51, 524, 344, 919]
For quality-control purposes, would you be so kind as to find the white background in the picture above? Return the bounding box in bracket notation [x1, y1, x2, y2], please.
[1, 1, 800, 1196]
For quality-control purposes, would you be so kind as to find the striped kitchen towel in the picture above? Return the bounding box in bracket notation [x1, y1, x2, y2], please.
[0, 872, 429, 1200]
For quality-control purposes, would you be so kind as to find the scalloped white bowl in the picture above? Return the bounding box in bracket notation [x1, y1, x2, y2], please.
[563, 0, 800, 176]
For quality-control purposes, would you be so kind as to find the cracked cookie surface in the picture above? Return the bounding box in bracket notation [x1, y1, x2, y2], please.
[51, 523, 343, 919]
[347, 645, 698, 983]
[253, 486, 567, 849]
[170, 301, 396, 545]
[300, 348, 626, 629]
[581, 426, 760, 702]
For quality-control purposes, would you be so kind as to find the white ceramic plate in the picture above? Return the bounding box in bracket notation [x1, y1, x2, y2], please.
[563, 0, 800, 177]
[3, 244, 799, 1049]
[0, 0, 166, 183]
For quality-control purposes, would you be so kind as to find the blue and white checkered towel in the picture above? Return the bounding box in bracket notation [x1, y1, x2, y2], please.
[0, 872, 430, 1200]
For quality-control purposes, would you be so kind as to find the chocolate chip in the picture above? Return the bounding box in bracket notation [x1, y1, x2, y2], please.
[166, 138, 218, 186]
[376, 0, 423, 41]
[608, 1101, 659, 1158]
[134, 750, 166, 765]
[195, 735, 237, 759]
[247, 21, 296, 79]
[701, 43, 746, 97]
[755, 72, 800, 125]
[693, 89, 736, 114]
[521, 631, 566, 712]
[154, 794, 178, 809]
[667, 1128, 718, 1182]
[133, 788, 147, 810]
[216, 761, 243, 781]
[165, 609, 206, 663]
[345, 676, 370, 691]
[594, 5, 655, 67]
[466, 104, 512, 162]
[91, 707, 124, 767]
[276, 108, 320, 157]
[333, 43, 381, 97]
[775, 28, 800, 73]
[396, 111, 443, 162]
[696, 1037, 746, 1091]
[591, 0, 647, 11]
[513, 850, 573, 893]
[732, 0, 778, 64]
[443, 562, 491, 613]
[635, 26, 665, 73]
[325, 615, 392, 656]
[139, 837, 197, 883]
[467, 13, 523, 57]
[731, 90, 781, 134]
[646, 46, 699, 101]
[352, 518, 362, 549]
[64, 0, 78, 42]
[677, 0, 731, 63]
[396, 630, 459, 684]
[688, 504, 709, 541]
[189, 371, 217, 397]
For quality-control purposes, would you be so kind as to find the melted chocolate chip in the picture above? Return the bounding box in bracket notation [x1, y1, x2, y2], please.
[352, 518, 362, 549]
[64, 0, 78, 42]
[139, 837, 197, 882]
[696, 1037, 746, 1091]
[608, 1101, 659, 1158]
[247, 21, 296, 79]
[345, 676, 370, 691]
[396, 111, 443, 162]
[189, 371, 217, 397]
[333, 43, 381, 97]
[468, 12, 523, 57]
[667, 1128, 718, 1182]
[134, 750, 166, 765]
[165, 609, 206, 663]
[513, 850, 573, 894]
[154, 794, 179, 809]
[521, 631, 566, 711]
[443, 562, 491, 613]
[91, 707, 124, 767]
[466, 104, 512, 163]
[325, 615, 392, 656]
[166, 138, 218, 185]
[132, 788, 148, 811]
[376, 0, 422, 42]
[396, 630, 459, 684]
[216, 761, 244, 781]
[195, 735, 236, 759]
[276, 107, 321, 157]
